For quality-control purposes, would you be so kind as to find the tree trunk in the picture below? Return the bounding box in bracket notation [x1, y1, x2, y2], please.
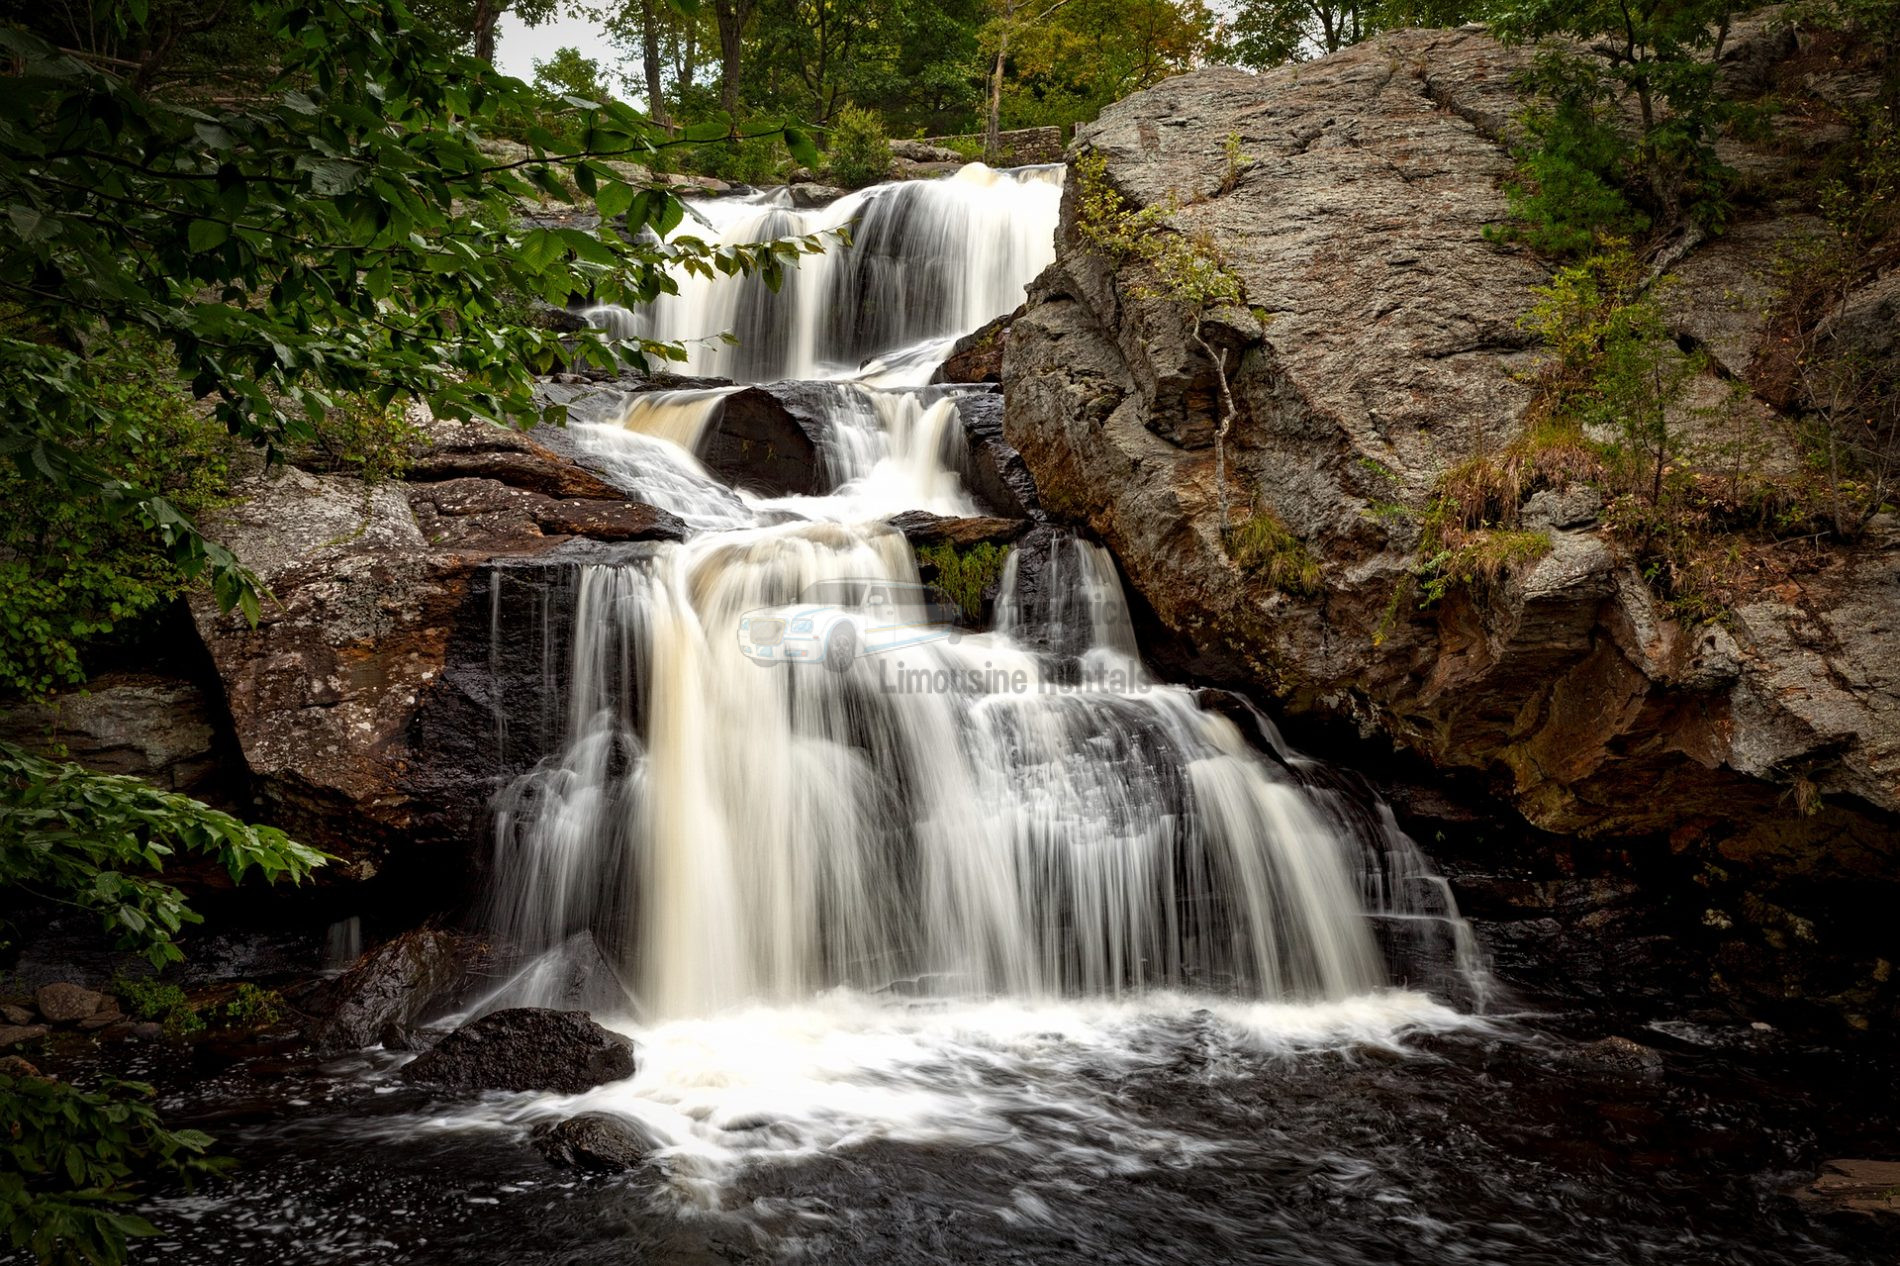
[986, 27, 1009, 164]
[472, 0, 503, 64]
[639, 0, 669, 129]
[1192, 326, 1238, 533]
[714, 0, 751, 121]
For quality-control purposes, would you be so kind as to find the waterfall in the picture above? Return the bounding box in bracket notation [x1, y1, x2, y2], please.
[478, 161, 1485, 1027]
[583, 163, 1064, 384]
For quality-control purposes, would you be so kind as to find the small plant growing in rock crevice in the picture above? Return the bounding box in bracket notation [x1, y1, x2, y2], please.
[1225, 510, 1322, 596]
[1073, 153, 1250, 534]
[917, 542, 1011, 620]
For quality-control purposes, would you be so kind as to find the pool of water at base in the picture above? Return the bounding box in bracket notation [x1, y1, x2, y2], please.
[19, 991, 1898, 1266]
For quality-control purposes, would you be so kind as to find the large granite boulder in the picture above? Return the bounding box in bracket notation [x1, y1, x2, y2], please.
[1002, 28, 1900, 1030]
[189, 415, 685, 884]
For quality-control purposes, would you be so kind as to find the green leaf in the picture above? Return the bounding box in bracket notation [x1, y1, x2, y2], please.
[595, 181, 634, 220]
[187, 219, 229, 252]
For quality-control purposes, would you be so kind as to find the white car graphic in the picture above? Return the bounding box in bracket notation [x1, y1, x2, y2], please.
[738, 579, 963, 672]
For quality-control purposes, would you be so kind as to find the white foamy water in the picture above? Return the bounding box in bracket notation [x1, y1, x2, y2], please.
[404, 989, 1482, 1214]
[455, 162, 1489, 1208]
[583, 163, 1064, 384]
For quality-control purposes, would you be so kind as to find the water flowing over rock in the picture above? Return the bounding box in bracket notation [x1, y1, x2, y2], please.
[1001, 27, 1899, 1030]
[187, 416, 685, 886]
[400, 1007, 637, 1094]
[531, 1113, 660, 1172]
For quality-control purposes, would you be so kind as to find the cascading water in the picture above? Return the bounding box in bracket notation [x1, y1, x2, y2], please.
[468, 161, 1487, 1206]
[583, 163, 1065, 384]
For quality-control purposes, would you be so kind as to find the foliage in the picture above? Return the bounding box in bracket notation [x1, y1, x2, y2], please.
[294, 394, 426, 482]
[918, 541, 1010, 619]
[108, 977, 204, 1038]
[1074, 151, 1251, 528]
[0, 0, 829, 626]
[1526, 245, 1703, 504]
[1486, 50, 1650, 256]
[1417, 528, 1553, 604]
[737, 0, 987, 131]
[213, 983, 284, 1028]
[533, 45, 613, 100]
[992, 0, 1216, 132]
[1490, 0, 1737, 231]
[0, 1072, 226, 1266]
[681, 133, 785, 183]
[0, 743, 328, 970]
[1772, 98, 1900, 539]
[1225, 511, 1322, 595]
[825, 105, 894, 187]
[0, 344, 232, 699]
[1221, 0, 1475, 64]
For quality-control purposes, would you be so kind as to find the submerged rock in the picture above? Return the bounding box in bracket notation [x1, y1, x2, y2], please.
[1797, 1160, 1900, 1217]
[531, 1112, 660, 1172]
[400, 1008, 636, 1095]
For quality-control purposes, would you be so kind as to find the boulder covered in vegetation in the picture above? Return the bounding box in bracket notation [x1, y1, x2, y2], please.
[1003, 26, 1900, 1031]
[401, 1007, 636, 1095]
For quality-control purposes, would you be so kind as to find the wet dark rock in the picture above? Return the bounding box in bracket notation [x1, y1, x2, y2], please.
[531, 1112, 660, 1172]
[0, 1025, 50, 1047]
[933, 308, 1016, 385]
[35, 983, 103, 1025]
[309, 928, 484, 1051]
[0, 1055, 42, 1079]
[529, 303, 590, 335]
[1571, 1036, 1666, 1078]
[888, 511, 1029, 550]
[950, 390, 1041, 520]
[699, 385, 829, 496]
[400, 1008, 637, 1095]
[378, 1021, 421, 1052]
[187, 415, 684, 884]
[0, 1004, 33, 1025]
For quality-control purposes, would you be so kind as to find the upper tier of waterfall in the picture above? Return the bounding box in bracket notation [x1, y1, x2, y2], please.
[582, 163, 1064, 385]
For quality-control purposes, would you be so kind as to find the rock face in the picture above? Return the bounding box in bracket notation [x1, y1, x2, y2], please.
[933, 309, 1015, 384]
[400, 1008, 637, 1094]
[1003, 28, 1900, 1031]
[189, 415, 685, 886]
[0, 672, 223, 797]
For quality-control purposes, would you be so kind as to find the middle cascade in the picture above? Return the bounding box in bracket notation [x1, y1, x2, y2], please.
[483, 163, 1481, 1023]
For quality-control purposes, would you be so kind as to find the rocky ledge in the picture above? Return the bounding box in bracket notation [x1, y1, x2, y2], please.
[1002, 24, 1899, 1030]
[185, 415, 684, 893]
